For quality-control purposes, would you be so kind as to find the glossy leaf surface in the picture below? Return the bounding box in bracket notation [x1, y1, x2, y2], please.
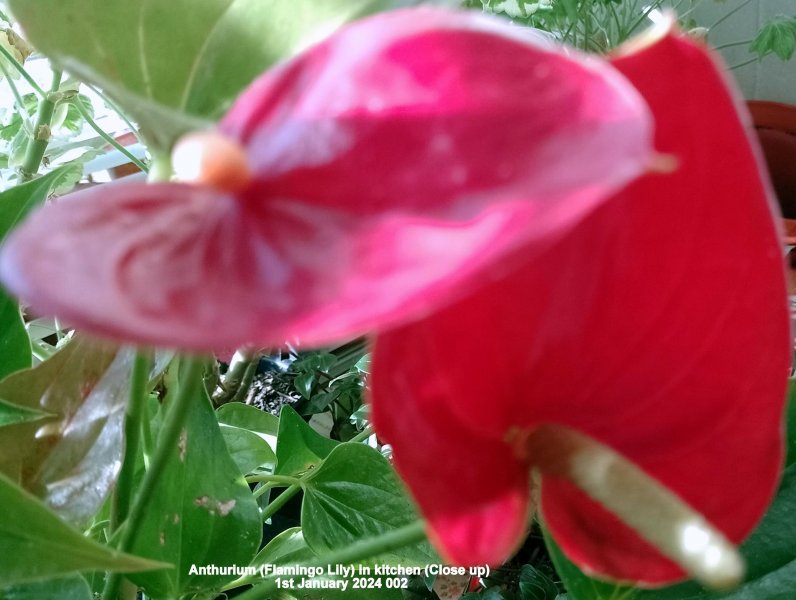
[275, 405, 338, 477]
[0, 471, 167, 586]
[0, 337, 130, 525]
[0, 575, 92, 600]
[302, 443, 436, 565]
[128, 378, 261, 599]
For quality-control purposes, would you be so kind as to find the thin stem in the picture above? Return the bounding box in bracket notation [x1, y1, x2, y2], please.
[0, 43, 45, 96]
[710, 0, 752, 30]
[261, 485, 301, 522]
[232, 358, 259, 404]
[252, 482, 279, 500]
[729, 57, 758, 70]
[147, 150, 172, 182]
[72, 98, 149, 173]
[233, 521, 428, 599]
[87, 84, 143, 144]
[349, 425, 374, 444]
[213, 350, 259, 405]
[20, 69, 61, 181]
[102, 358, 206, 600]
[140, 391, 154, 470]
[111, 352, 151, 531]
[0, 62, 33, 135]
[713, 39, 754, 51]
[245, 474, 301, 486]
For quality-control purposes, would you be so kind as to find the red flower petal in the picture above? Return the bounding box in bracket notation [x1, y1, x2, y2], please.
[0, 9, 652, 350]
[370, 28, 789, 584]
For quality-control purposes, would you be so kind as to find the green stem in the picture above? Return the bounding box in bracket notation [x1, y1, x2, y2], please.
[147, 151, 172, 182]
[710, 0, 751, 30]
[0, 43, 45, 96]
[20, 69, 61, 181]
[349, 425, 374, 444]
[140, 390, 154, 470]
[232, 357, 259, 404]
[261, 485, 301, 522]
[87, 84, 144, 145]
[111, 352, 151, 531]
[213, 350, 259, 405]
[72, 98, 149, 173]
[713, 39, 754, 51]
[245, 474, 301, 486]
[102, 358, 206, 600]
[233, 521, 428, 599]
[729, 57, 758, 70]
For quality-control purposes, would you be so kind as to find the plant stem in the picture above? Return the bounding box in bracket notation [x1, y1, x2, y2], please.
[349, 425, 374, 444]
[245, 474, 301, 486]
[147, 150, 172, 182]
[233, 521, 428, 599]
[261, 485, 301, 522]
[729, 57, 758, 70]
[72, 98, 149, 173]
[0, 43, 45, 96]
[713, 39, 754, 50]
[0, 61, 33, 135]
[710, 0, 751, 30]
[87, 84, 144, 144]
[20, 69, 61, 181]
[101, 358, 206, 600]
[111, 352, 151, 531]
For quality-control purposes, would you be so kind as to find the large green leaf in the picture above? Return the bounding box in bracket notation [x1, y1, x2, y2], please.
[302, 443, 436, 566]
[0, 575, 92, 600]
[9, 0, 393, 148]
[248, 527, 404, 599]
[128, 372, 261, 599]
[0, 166, 76, 380]
[0, 471, 167, 586]
[275, 405, 338, 477]
[0, 337, 131, 525]
[217, 401, 279, 436]
[545, 462, 796, 600]
[220, 424, 277, 476]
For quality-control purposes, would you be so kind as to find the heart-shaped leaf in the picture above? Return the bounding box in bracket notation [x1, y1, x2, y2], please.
[9, 0, 393, 148]
[302, 442, 435, 565]
[275, 405, 338, 477]
[0, 336, 131, 525]
[220, 424, 276, 476]
[128, 367, 261, 599]
[0, 471, 168, 586]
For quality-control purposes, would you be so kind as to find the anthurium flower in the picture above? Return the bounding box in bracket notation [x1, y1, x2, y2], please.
[0, 8, 653, 351]
[370, 25, 790, 588]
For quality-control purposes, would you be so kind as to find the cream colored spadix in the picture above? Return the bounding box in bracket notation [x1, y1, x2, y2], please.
[520, 425, 744, 590]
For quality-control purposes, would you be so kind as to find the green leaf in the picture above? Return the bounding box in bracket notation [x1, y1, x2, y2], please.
[0, 575, 92, 600]
[545, 463, 796, 600]
[0, 337, 130, 525]
[0, 471, 167, 586]
[128, 379, 261, 599]
[249, 527, 405, 599]
[751, 16, 796, 61]
[220, 423, 277, 476]
[251, 527, 315, 568]
[519, 564, 561, 600]
[9, 0, 393, 149]
[543, 527, 636, 600]
[0, 166, 76, 380]
[217, 401, 279, 436]
[275, 405, 338, 477]
[785, 379, 796, 467]
[0, 397, 52, 427]
[302, 443, 436, 565]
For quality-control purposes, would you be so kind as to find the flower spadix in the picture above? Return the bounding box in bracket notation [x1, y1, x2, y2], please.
[0, 8, 652, 350]
[370, 26, 790, 588]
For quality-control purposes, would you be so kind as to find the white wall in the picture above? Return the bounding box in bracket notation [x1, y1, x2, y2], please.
[691, 0, 795, 103]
